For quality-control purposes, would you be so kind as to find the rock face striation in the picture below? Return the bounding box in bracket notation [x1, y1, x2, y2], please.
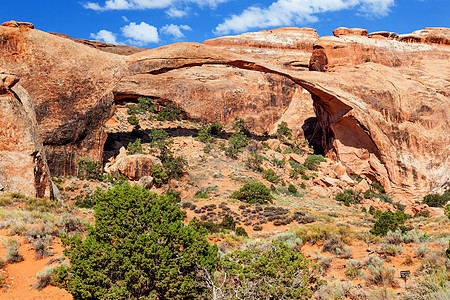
[0, 22, 449, 202]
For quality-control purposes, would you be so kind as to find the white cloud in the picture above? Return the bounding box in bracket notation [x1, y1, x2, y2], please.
[215, 0, 395, 35]
[83, 0, 229, 10]
[166, 6, 188, 18]
[161, 24, 192, 38]
[121, 21, 159, 45]
[90, 29, 119, 44]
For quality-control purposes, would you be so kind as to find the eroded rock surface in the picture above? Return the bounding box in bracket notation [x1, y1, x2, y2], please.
[0, 69, 52, 198]
[0, 22, 127, 176]
[0, 22, 449, 202]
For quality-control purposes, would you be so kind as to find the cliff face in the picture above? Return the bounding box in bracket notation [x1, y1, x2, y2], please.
[0, 22, 127, 176]
[0, 68, 52, 198]
[0, 21, 448, 201]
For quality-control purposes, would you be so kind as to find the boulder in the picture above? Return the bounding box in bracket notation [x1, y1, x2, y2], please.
[333, 27, 368, 37]
[137, 176, 154, 189]
[109, 154, 161, 181]
[288, 153, 305, 165]
[355, 179, 370, 193]
[2, 20, 34, 29]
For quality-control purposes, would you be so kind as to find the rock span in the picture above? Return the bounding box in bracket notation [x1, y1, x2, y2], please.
[0, 22, 449, 202]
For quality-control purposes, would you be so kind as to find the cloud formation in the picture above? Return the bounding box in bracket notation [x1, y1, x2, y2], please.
[84, 0, 229, 10]
[90, 29, 119, 44]
[121, 21, 159, 45]
[161, 24, 192, 38]
[89, 22, 194, 46]
[215, 0, 395, 35]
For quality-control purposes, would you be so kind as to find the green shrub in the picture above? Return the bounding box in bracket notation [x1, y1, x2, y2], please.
[137, 97, 155, 112]
[197, 122, 223, 144]
[56, 184, 218, 299]
[364, 189, 371, 199]
[163, 155, 188, 179]
[126, 104, 145, 115]
[246, 153, 264, 172]
[276, 121, 292, 142]
[271, 156, 285, 168]
[230, 182, 273, 205]
[221, 215, 236, 231]
[126, 138, 143, 155]
[151, 164, 169, 186]
[289, 161, 306, 179]
[127, 115, 139, 126]
[422, 189, 449, 207]
[288, 184, 298, 195]
[235, 226, 248, 237]
[231, 116, 251, 136]
[301, 174, 310, 180]
[300, 182, 306, 189]
[77, 157, 104, 181]
[194, 190, 210, 199]
[197, 125, 213, 144]
[304, 154, 326, 170]
[157, 104, 181, 121]
[74, 193, 95, 209]
[445, 204, 450, 220]
[262, 168, 279, 184]
[148, 128, 173, 160]
[370, 210, 410, 236]
[335, 189, 361, 206]
[217, 241, 321, 299]
[371, 181, 385, 193]
[224, 132, 249, 158]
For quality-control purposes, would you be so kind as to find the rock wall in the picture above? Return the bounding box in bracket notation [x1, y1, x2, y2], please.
[0, 22, 448, 201]
[0, 23, 127, 176]
[0, 69, 52, 197]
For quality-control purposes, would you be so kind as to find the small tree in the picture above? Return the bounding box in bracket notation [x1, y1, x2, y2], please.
[76, 158, 104, 181]
[263, 168, 279, 184]
[304, 155, 326, 170]
[232, 116, 251, 136]
[215, 241, 321, 299]
[230, 182, 273, 205]
[127, 115, 139, 126]
[148, 128, 173, 160]
[137, 97, 155, 112]
[370, 210, 410, 236]
[422, 189, 449, 207]
[224, 132, 249, 158]
[126, 138, 143, 155]
[276, 121, 292, 142]
[56, 184, 218, 299]
[157, 104, 181, 121]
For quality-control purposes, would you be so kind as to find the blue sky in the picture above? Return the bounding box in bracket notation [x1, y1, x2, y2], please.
[1, 0, 449, 47]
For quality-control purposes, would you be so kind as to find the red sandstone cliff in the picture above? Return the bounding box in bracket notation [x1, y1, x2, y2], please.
[0, 21, 448, 202]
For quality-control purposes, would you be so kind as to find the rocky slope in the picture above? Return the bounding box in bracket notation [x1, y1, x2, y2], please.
[0, 21, 448, 201]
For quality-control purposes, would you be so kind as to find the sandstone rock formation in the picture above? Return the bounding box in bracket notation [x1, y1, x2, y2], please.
[0, 22, 127, 177]
[0, 21, 448, 203]
[203, 27, 319, 71]
[0, 69, 52, 198]
[107, 154, 161, 181]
